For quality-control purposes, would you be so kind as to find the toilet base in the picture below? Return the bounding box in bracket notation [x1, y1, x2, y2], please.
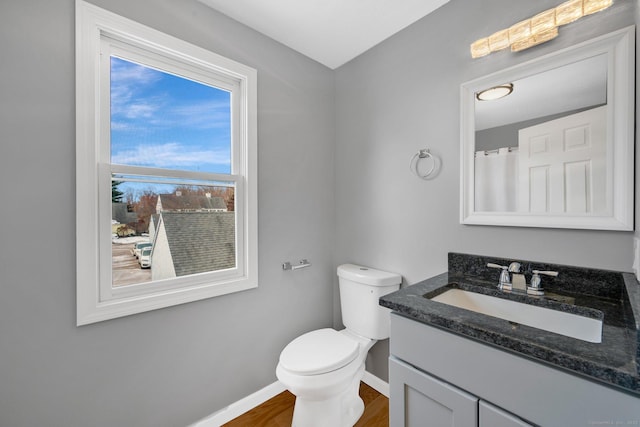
[291, 368, 364, 427]
[277, 329, 377, 427]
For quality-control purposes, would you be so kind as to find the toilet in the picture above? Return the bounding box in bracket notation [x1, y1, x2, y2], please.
[276, 264, 401, 427]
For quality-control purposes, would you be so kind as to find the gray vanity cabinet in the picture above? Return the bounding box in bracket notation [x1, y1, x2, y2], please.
[388, 313, 639, 427]
[390, 357, 531, 427]
[479, 401, 533, 427]
[389, 357, 478, 426]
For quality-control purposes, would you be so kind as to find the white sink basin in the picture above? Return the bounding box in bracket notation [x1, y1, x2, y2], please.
[431, 288, 602, 343]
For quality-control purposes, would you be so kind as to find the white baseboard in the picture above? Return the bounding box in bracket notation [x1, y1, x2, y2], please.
[190, 371, 388, 426]
[362, 370, 390, 397]
[189, 381, 286, 427]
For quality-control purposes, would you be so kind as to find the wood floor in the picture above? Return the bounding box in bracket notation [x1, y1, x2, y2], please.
[222, 382, 389, 427]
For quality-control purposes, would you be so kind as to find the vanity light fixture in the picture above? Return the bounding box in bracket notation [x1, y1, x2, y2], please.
[511, 27, 559, 52]
[475, 83, 514, 101]
[470, 0, 613, 58]
[555, 0, 584, 25]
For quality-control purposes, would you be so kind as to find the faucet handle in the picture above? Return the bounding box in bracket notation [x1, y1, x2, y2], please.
[487, 263, 507, 269]
[528, 270, 558, 296]
[487, 263, 512, 290]
[532, 270, 559, 277]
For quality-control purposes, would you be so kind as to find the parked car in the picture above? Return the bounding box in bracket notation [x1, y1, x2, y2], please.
[131, 242, 152, 258]
[138, 247, 152, 269]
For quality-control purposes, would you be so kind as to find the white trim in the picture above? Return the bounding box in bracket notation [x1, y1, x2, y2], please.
[190, 372, 389, 426]
[189, 381, 287, 427]
[362, 370, 390, 398]
[75, 0, 258, 325]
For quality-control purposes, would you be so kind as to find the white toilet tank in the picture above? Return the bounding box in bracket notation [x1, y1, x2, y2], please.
[337, 264, 401, 340]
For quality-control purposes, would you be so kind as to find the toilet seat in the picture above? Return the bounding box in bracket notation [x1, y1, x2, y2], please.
[279, 328, 359, 376]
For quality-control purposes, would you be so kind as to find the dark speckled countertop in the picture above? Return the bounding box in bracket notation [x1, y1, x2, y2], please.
[379, 253, 640, 395]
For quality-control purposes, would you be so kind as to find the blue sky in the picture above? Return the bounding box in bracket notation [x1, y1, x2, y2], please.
[110, 56, 232, 175]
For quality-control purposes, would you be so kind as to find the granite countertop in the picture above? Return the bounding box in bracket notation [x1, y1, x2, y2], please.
[379, 253, 640, 395]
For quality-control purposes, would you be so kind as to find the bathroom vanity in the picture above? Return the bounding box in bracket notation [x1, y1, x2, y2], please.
[380, 253, 640, 427]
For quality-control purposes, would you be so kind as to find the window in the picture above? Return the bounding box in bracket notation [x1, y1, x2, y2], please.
[76, 1, 257, 325]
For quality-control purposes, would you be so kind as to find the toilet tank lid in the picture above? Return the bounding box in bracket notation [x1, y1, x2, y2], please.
[337, 264, 401, 287]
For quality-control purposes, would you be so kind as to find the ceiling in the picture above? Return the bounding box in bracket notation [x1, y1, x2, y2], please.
[475, 54, 608, 131]
[198, 0, 450, 69]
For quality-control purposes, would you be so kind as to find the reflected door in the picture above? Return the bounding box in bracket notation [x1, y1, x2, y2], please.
[518, 106, 607, 214]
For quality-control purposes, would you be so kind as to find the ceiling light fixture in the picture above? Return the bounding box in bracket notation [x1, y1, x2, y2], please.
[476, 83, 514, 101]
[470, 0, 613, 58]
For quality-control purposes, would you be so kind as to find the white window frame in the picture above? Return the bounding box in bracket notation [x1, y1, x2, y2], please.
[76, 0, 258, 326]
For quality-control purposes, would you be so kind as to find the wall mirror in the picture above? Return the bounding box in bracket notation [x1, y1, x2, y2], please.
[460, 26, 634, 231]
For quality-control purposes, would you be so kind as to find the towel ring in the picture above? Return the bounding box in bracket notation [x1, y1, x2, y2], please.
[410, 148, 437, 179]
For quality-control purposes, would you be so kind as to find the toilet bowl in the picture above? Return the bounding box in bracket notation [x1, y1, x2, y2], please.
[276, 264, 401, 427]
[276, 329, 373, 427]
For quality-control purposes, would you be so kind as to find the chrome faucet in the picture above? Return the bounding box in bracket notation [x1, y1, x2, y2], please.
[487, 262, 527, 292]
[508, 262, 527, 292]
[488, 262, 559, 296]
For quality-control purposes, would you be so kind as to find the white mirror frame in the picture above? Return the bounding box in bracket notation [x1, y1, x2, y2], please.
[460, 26, 635, 231]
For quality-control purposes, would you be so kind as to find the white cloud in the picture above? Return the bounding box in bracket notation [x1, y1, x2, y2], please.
[110, 58, 161, 86]
[169, 101, 231, 129]
[111, 142, 231, 170]
[110, 58, 164, 119]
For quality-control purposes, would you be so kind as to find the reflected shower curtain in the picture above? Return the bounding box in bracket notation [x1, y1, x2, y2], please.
[474, 147, 518, 212]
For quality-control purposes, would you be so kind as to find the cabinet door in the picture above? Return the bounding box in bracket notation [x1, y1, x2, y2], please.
[390, 357, 478, 427]
[480, 401, 533, 427]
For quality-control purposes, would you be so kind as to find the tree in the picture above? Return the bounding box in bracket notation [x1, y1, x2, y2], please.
[134, 191, 159, 233]
[112, 180, 124, 203]
[224, 190, 235, 212]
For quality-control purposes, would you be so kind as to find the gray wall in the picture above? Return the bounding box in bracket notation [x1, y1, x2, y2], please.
[0, 1, 335, 426]
[334, 0, 637, 380]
